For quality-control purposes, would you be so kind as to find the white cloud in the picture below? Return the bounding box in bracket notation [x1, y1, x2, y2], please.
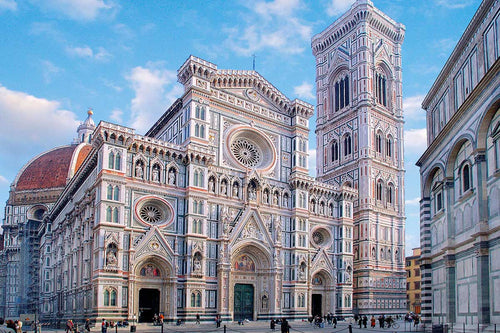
[294, 82, 315, 101]
[0, 0, 17, 11]
[31, 0, 114, 21]
[0, 84, 79, 156]
[66, 46, 112, 61]
[405, 232, 420, 256]
[126, 62, 182, 133]
[0, 175, 9, 185]
[110, 109, 123, 123]
[432, 38, 457, 57]
[405, 197, 421, 206]
[41, 60, 63, 83]
[436, 0, 474, 8]
[326, 0, 355, 17]
[404, 128, 428, 155]
[403, 95, 425, 120]
[225, 0, 312, 56]
[308, 149, 317, 177]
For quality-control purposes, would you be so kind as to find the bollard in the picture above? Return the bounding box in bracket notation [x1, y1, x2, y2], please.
[224, 324, 227, 333]
[161, 322, 163, 333]
[463, 322, 465, 333]
[348, 323, 353, 333]
[115, 323, 118, 333]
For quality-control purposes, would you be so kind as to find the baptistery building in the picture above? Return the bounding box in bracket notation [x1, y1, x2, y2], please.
[417, 0, 500, 330]
[0, 0, 407, 323]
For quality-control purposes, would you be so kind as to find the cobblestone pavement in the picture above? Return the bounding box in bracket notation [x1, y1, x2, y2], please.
[31, 320, 425, 333]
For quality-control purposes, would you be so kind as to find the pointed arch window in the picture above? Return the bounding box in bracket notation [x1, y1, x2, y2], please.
[375, 72, 387, 106]
[334, 75, 350, 112]
[107, 184, 113, 200]
[387, 184, 394, 205]
[376, 132, 383, 153]
[344, 134, 352, 156]
[331, 140, 339, 162]
[106, 206, 112, 222]
[191, 291, 202, 307]
[108, 152, 115, 169]
[376, 180, 383, 201]
[113, 186, 120, 201]
[112, 207, 119, 223]
[386, 136, 393, 157]
[115, 153, 121, 170]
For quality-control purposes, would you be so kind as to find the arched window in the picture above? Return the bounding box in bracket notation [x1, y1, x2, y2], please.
[194, 170, 200, 187]
[46, 257, 50, 266]
[195, 123, 200, 137]
[334, 75, 350, 112]
[115, 153, 121, 170]
[331, 140, 339, 161]
[376, 132, 383, 153]
[107, 184, 113, 200]
[462, 164, 471, 192]
[110, 289, 117, 306]
[201, 107, 206, 120]
[191, 292, 201, 307]
[104, 289, 110, 306]
[375, 72, 387, 106]
[387, 184, 394, 205]
[108, 152, 115, 169]
[376, 180, 383, 201]
[200, 125, 205, 138]
[113, 207, 119, 223]
[106, 207, 112, 222]
[113, 186, 120, 201]
[386, 135, 393, 157]
[344, 134, 352, 156]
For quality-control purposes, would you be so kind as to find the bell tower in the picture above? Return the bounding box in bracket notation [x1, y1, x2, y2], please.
[312, 0, 406, 314]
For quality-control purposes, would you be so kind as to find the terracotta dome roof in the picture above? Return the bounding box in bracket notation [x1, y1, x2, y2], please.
[14, 144, 92, 191]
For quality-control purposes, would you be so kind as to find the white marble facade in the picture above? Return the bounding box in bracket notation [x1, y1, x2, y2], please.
[418, 0, 500, 330]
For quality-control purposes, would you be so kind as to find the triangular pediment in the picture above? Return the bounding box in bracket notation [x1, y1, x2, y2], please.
[133, 226, 174, 263]
[311, 249, 335, 272]
[230, 208, 273, 248]
[375, 42, 392, 66]
[328, 49, 349, 69]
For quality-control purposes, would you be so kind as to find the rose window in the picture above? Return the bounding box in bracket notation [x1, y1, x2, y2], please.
[311, 227, 332, 248]
[225, 126, 277, 171]
[134, 196, 174, 227]
[230, 138, 262, 168]
[312, 231, 324, 245]
[140, 204, 163, 223]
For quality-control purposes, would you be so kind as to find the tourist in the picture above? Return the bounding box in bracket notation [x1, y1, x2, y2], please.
[370, 315, 376, 328]
[280, 318, 290, 333]
[363, 315, 368, 328]
[101, 319, 107, 333]
[270, 319, 275, 331]
[332, 316, 337, 328]
[0, 318, 15, 333]
[85, 319, 91, 332]
[196, 313, 200, 324]
[66, 319, 74, 333]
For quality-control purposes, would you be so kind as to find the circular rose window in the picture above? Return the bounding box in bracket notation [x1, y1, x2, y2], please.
[225, 126, 277, 171]
[134, 196, 174, 227]
[311, 227, 332, 248]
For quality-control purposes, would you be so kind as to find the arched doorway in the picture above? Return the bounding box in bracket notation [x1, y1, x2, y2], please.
[230, 242, 273, 321]
[132, 256, 175, 322]
[139, 288, 160, 322]
[311, 271, 334, 317]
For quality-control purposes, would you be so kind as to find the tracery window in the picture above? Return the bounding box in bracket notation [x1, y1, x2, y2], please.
[376, 132, 383, 154]
[375, 71, 387, 106]
[113, 207, 119, 223]
[107, 184, 113, 200]
[108, 152, 115, 169]
[331, 140, 339, 162]
[104, 288, 117, 306]
[193, 169, 204, 187]
[106, 206, 112, 222]
[387, 183, 394, 206]
[191, 291, 202, 307]
[343, 134, 352, 156]
[333, 75, 350, 112]
[376, 180, 383, 201]
[192, 219, 202, 234]
[195, 105, 206, 120]
[386, 135, 393, 157]
[113, 186, 120, 201]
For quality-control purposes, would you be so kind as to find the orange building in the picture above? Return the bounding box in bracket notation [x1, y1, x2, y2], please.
[406, 248, 421, 314]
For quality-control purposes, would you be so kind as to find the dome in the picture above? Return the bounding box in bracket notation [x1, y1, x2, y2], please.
[14, 143, 92, 191]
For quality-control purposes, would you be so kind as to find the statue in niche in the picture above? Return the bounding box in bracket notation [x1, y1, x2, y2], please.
[209, 178, 215, 192]
[220, 181, 227, 195]
[135, 163, 144, 179]
[299, 264, 306, 280]
[168, 169, 176, 185]
[261, 295, 268, 309]
[273, 192, 279, 205]
[106, 248, 117, 266]
[221, 206, 231, 235]
[275, 217, 282, 242]
[263, 190, 268, 204]
[283, 195, 288, 208]
[248, 186, 256, 200]
[152, 166, 160, 182]
[193, 256, 202, 273]
[233, 184, 239, 198]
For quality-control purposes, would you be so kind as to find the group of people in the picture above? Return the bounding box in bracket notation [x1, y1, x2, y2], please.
[405, 313, 421, 327]
[269, 318, 291, 333]
[66, 319, 92, 332]
[0, 318, 21, 333]
[152, 314, 164, 326]
[307, 313, 338, 328]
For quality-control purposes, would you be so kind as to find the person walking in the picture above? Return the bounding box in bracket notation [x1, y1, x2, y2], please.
[370, 316, 376, 328]
[101, 319, 107, 333]
[84, 319, 91, 332]
[0, 318, 15, 333]
[280, 318, 290, 333]
[332, 316, 337, 328]
[363, 315, 368, 328]
[196, 313, 200, 324]
[270, 319, 276, 331]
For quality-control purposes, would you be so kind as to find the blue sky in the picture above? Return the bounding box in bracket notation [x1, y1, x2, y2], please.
[0, 0, 482, 255]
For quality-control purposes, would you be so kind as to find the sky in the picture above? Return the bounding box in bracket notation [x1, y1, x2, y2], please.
[0, 0, 482, 255]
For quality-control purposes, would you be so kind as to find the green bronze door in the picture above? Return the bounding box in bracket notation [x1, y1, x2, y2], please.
[234, 284, 254, 321]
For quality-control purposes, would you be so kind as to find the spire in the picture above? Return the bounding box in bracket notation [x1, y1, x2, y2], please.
[76, 108, 96, 144]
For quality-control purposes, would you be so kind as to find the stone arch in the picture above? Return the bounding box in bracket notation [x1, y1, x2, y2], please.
[231, 241, 272, 270]
[476, 95, 500, 150]
[444, 135, 475, 178]
[423, 164, 446, 197]
[133, 254, 174, 278]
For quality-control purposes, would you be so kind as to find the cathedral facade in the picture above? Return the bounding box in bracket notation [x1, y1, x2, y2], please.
[1, 0, 406, 323]
[417, 0, 500, 330]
